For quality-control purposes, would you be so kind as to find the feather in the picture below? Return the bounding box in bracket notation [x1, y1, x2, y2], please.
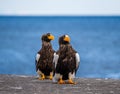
[75, 53, 80, 69]
[36, 53, 40, 63]
[53, 53, 59, 68]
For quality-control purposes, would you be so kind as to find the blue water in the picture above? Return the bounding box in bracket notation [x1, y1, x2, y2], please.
[0, 16, 120, 79]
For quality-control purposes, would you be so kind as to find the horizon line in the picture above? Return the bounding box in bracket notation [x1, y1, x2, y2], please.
[0, 14, 120, 17]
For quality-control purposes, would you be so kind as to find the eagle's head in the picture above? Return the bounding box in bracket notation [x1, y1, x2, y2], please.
[41, 33, 54, 42]
[59, 35, 70, 45]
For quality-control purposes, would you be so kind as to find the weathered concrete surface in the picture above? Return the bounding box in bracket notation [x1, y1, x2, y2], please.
[0, 75, 120, 94]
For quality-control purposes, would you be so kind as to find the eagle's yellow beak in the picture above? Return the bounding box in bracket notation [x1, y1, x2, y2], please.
[64, 35, 70, 42]
[48, 34, 54, 40]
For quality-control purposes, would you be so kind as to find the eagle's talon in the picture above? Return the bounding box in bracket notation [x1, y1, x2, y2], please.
[38, 77, 44, 80]
[38, 74, 45, 80]
[58, 79, 65, 84]
[68, 79, 76, 84]
[49, 75, 53, 80]
[42, 75, 45, 80]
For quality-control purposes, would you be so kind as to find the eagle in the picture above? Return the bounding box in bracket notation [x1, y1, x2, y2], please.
[35, 33, 55, 80]
[53, 35, 80, 84]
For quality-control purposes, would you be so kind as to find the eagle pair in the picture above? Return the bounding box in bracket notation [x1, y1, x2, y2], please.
[35, 33, 80, 84]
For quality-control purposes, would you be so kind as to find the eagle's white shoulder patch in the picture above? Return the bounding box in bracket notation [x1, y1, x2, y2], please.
[53, 53, 59, 68]
[75, 53, 80, 68]
[36, 53, 40, 62]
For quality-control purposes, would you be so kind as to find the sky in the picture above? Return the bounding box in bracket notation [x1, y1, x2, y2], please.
[0, 0, 120, 16]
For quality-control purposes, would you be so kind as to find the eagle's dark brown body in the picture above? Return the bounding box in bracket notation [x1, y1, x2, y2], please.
[36, 42, 55, 76]
[56, 44, 77, 80]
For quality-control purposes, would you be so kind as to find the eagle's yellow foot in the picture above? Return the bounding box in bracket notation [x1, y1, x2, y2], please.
[58, 78, 65, 84]
[38, 77, 44, 80]
[38, 74, 45, 80]
[68, 79, 76, 84]
[49, 75, 53, 80]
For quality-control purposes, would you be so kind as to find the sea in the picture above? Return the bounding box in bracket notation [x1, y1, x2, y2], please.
[0, 16, 120, 79]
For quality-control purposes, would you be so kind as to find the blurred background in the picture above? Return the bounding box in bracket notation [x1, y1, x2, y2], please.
[0, 0, 120, 79]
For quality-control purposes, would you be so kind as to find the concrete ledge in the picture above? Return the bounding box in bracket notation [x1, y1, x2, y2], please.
[0, 75, 120, 94]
